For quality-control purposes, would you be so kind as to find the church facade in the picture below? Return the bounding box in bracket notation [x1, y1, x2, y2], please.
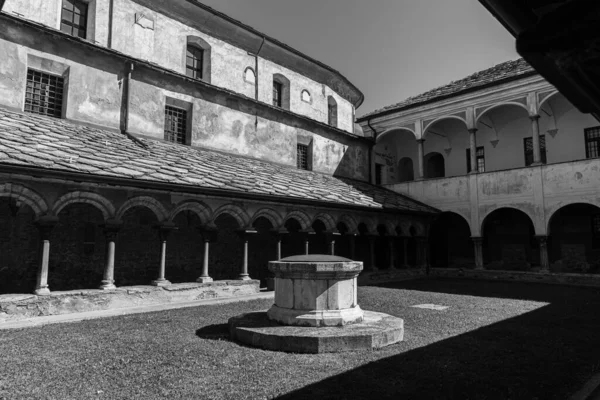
[0, 0, 436, 298]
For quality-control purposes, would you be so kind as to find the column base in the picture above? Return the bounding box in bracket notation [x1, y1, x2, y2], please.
[99, 281, 117, 291]
[237, 275, 252, 281]
[474, 266, 485, 271]
[539, 268, 550, 274]
[34, 287, 51, 296]
[197, 276, 214, 283]
[531, 162, 543, 166]
[151, 279, 172, 287]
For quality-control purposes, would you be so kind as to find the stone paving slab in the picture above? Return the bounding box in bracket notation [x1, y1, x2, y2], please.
[0, 292, 274, 330]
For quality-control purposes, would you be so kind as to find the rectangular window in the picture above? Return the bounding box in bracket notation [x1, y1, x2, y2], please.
[273, 81, 283, 107]
[60, 0, 88, 39]
[466, 146, 485, 173]
[297, 143, 308, 170]
[186, 46, 204, 80]
[164, 105, 188, 145]
[375, 164, 383, 185]
[24, 69, 65, 118]
[585, 127, 600, 159]
[524, 135, 547, 166]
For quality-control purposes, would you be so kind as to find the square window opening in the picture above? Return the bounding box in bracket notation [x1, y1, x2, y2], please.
[24, 69, 65, 118]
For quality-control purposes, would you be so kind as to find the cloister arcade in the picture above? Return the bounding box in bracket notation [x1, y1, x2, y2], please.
[0, 182, 431, 295]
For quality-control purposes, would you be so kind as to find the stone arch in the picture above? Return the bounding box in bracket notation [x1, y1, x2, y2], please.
[377, 127, 417, 143]
[423, 115, 468, 139]
[546, 199, 600, 234]
[412, 222, 427, 237]
[358, 217, 377, 234]
[0, 183, 48, 217]
[538, 90, 561, 111]
[186, 35, 212, 83]
[116, 197, 168, 222]
[337, 214, 358, 234]
[476, 102, 529, 125]
[213, 204, 251, 228]
[313, 213, 337, 231]
[169, 201, 212, 224]
[480, 206, 538, 236]
[53, 191, 115, 220]
[283, 210, 312, 231]
[251, 208, 284, 229]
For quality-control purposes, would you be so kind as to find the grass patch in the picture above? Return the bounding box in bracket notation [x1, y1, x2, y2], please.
[1, 279, 599, 399]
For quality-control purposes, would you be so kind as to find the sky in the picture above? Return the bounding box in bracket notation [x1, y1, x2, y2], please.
[199, 0, 519, 117]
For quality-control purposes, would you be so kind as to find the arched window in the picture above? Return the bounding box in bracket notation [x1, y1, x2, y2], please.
[186, 36, 211, 83]
[328, 96, 338, 128]
[244, 67, 256, 84]
[425, 152, 445, 179]
[301, 90, 311, 104]
[272, 73, 290, 110]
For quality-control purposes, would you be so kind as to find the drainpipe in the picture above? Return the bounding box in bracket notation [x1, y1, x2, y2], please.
[367, 117, 378, 184]
[107, 0, 114, 48]
[254, 36, 266, 101]
[121, 61, 134, 134]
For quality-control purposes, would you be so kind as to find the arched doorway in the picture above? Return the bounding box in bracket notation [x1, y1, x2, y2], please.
[482, 208, 536, 270]
[0, 198, 38, 294]
[117, 206, 160, 286]
[250, 216, 277, 285]
[548, 203, 600, 273]
[429, 212, 473, 268]
[51, 203, 106, 290]
[424, 152, 445, 178]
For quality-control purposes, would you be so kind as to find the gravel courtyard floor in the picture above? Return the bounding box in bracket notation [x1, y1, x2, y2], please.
[1, 278, 599, 399]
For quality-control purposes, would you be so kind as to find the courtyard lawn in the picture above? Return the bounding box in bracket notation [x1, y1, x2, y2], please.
[1, 279, 600, 400]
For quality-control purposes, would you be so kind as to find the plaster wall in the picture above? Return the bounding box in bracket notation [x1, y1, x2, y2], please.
[0, 25, 369, 181]
[2, 0, 356, 132]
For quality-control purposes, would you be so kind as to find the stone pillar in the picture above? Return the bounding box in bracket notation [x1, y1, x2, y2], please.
[304, 233, 310, 255]
[152, 224, 176, 287]
[270, 228, 287, 260]
[537, 235, 550, 273]
[530, 115, 542, 165]
[237, 229, 256, 280]
[368, 235, 378, 271]
[472, 236, 484, 270]
[469, 128, 478, 173]
[198, 224, 218, 283]
[417, 139, 425, 180]
[325, 232, 340, 256]
[100, 221, 121, 290]
[34, 216, 58, 296]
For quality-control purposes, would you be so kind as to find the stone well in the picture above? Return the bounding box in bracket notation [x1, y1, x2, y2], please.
[229, 255, 404, 353]
[267, 255, 363, 327]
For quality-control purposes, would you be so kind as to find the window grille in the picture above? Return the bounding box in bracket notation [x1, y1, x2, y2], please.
[466, 146, 485, 173]
[375, 164, 383, 185]
[523, 135, 547, 166]
[186, 46, 204, 80]
[585, 127, 600, 159]
[297, 144, 308, 170]
[24, 69, 65, 118]
[164, 105, 188, 144]
[273, 81, 283, 107]
[60, 0, 88, 39]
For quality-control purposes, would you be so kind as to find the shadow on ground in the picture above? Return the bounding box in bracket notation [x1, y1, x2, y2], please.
[195, 323, 230, 340]
[277, 279, 600, 400]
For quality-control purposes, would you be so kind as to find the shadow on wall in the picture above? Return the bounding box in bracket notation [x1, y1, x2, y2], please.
[275, 279, 600, 400]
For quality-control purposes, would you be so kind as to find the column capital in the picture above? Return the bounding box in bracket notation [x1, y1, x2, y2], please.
[468, 128, 478, 134]
[198, 223, 218, 242]
[535, 235, 549, 244]
[529, 114, 541, 121]
[471, 236, 484, 244]
[35, 216, 59, 239]
[155, 222, 177, 241]
[236, 229, 257, 240]
[324, 231, 341, 241]
[416, 138, 425, 144]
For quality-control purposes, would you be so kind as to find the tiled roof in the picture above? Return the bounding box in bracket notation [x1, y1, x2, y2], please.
[360, 58, 536, 119]
[0, 109, 436, 214]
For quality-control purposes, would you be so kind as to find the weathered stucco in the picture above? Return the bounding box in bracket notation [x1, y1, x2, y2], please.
[0, 18, 370, 181]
